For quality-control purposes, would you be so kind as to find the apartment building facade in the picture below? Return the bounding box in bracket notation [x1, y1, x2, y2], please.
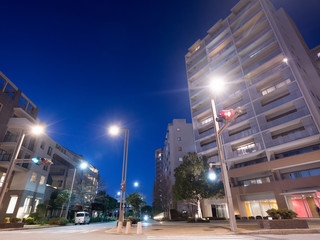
[186, 0, 320, 219]
[0, 72, 99, 219]
[154, 119, 195, 218]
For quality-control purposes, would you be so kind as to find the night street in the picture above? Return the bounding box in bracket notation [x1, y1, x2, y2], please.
[1, 221, 320, 240]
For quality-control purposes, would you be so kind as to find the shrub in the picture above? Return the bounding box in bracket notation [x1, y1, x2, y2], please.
[90, 217, 100, 223]
[48, 218, 60, 225]
[37, 217, 48, 225]
[25, 217, 36, 225]
[70, 218, 75, 223]
[11, 218, 21, 223]
[58, 217, 68, 226]
[108, 217, 117, 222]
[266, 208, 297, 219]
[125, 217, 139, 224]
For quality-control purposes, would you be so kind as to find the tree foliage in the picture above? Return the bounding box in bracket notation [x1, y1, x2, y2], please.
[172, 152, 224, 217]
[91, 190, 117, 217]
[126, 192, 145, 217]
[54, 190, 70, 217]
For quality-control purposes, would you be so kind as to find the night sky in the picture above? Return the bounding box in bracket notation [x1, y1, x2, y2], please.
[0, 0, 320, 205]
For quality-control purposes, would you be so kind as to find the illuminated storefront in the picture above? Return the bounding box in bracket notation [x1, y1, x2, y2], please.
[245, 199, 278, 217]
[283, 190, 320, 218]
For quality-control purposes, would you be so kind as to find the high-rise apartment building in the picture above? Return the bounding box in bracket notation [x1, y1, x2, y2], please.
[0, 71, 99, 219]
[186, 0, 320, 219]
[153, 119, 195, 218]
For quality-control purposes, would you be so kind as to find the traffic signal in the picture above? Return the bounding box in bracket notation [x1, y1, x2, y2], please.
[216, 114, 226, 123]
[120, 182, 126, 192]
[220, 109, 234, 120]
[31, 157, 53, 166]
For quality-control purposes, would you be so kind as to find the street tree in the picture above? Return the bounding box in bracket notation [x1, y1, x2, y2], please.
[172, 152, 224, 219]
[91, 191, 117, 218]
[126, 192, 145, 218]
[54, 190, 70, 217]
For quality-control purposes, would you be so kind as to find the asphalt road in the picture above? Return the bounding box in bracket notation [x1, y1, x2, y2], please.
[1, 222, 320, 240]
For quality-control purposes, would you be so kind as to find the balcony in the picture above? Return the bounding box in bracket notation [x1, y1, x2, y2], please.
[186, 51, 207, 70]
[206, 31, 232, 55]
[187, 60, 208, 79]
[192, 104, 211, 118]
[231, 7, 263, 34]
[209, 50, 237, 73]
[200, 141, 217, 152]
[191, 94, 210, 108]
[195, 128, 215, 141]
[229, 0, 258, 25]
[243, 48, 282, 76]
[234, 15, 267, 43]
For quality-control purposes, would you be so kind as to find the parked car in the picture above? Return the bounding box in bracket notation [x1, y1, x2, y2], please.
[75, 211, 90, 225]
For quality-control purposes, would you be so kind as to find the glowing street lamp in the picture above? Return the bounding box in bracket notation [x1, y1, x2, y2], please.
[108, 125, 129, 224]
[209, 77, 238, 232]
[0, 124, 45, 208]
[64, 161, 88, 218]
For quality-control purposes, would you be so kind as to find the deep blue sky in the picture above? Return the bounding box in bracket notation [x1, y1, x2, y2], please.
[0, 0, 320, 205]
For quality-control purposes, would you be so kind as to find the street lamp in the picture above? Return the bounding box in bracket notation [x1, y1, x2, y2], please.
[134, 181, 143, 219]
[209, 77, 238, 232]
[0, 124, 45, 208]
[64, 161, 88, 218]
[108, 125, 129, 223]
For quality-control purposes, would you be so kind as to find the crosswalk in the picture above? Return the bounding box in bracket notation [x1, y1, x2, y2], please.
[147, 235, 252, 240]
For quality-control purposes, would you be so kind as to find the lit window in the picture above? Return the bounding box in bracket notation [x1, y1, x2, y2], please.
[317, 52, 320, 58]
[6, 196, 18, 214]
[23, 197, 31, 213]
[177, 137, 181, 141]
[179, 157, 183, 162]
[176, 128, 180, 132]
[178, 147, 182, 151]
[201, 117, 213, 125]
[30, 172, 37, 183]
[34, 199, 40, 212]
[0, 173, 6, 187]
[39, 176, 46, 185]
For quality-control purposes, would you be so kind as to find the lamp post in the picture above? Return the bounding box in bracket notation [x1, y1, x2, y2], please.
[134, 181, 143, 218]
[209, 78, 238, 232]
[64, 161, 88, 218]
[0, 124, 45, 209]
[108, 125, 129, 223]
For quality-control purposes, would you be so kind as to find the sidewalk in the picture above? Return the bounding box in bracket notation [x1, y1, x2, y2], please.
[109, 219, 320, 236]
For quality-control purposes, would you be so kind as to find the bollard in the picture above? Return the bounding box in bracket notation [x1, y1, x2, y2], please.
[117, 221, 123, 233]
[125, 221, 131, 234]
[137, 221, 142, 234]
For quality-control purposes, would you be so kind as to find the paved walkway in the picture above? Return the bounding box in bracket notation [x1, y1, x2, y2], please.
[109, 219, 320, 235]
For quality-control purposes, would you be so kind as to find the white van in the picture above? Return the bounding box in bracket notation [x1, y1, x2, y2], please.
[75, 211, 90, 225]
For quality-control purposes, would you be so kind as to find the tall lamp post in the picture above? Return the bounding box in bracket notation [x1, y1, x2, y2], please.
[0, 124, 45, 209]
[109, 125, 129, 223]
[209, 78, 238, 232]
[64, 161, 88, 218]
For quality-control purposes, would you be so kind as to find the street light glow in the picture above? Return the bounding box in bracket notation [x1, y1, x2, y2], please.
[209, 77, 225, 93]
[31, 125, 45, 135]
[108, 125, 120, 136]
[117, 191, 121, 196]
[208, 171, 217, 181]
[134, 181, 139, 187]
[80, 162, 88, 169]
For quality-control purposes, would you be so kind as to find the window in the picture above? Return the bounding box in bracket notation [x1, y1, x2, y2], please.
[176, 128, 180, 132]
[261, 79, 291, 96]
[30, 172, 37, 183]
[201, 117, 213, 125]
[26, 104, 35, 114]
[178, 147, 182, 151]
[18, 96, 27, 109]
[34, 199, 40, 212]
[6, 196, 18, 214]
[47, 146, 52, 156]
[0, 78, 5, 90]
[40, 141, 46, 150]
[177, 137, 181, 141]
[179, 157, 183, 162]
[39, 176, 46, 185]
[0, 173, 6, 187]
[4, 82, 16, 99]
[23, 197, 31, 213]
[317, 52, 320, 59]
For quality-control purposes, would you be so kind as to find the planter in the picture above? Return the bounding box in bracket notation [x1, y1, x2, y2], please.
[258, 219, 308, 229]
[0, 222, 25, 229]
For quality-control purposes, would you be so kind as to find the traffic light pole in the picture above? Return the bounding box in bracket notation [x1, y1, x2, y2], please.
[210, 99, 238, 232]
